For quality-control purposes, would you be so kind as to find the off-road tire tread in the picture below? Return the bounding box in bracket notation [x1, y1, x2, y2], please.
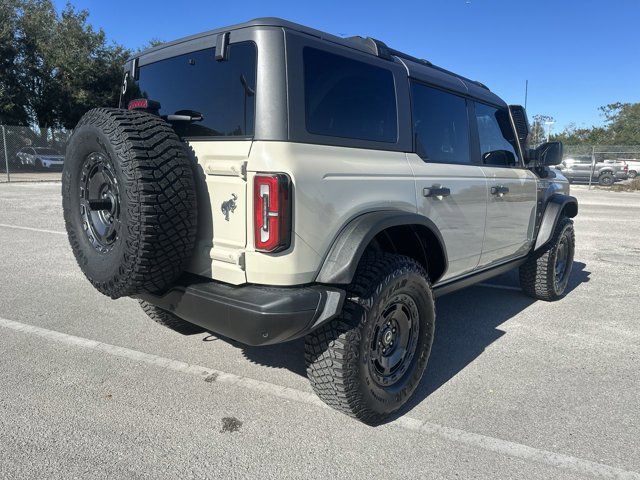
[519, 216, 574, 301]
[598, 173, 614, 186]
[63, 108, 197, 299]
[305, 253, 432, 424]
[139, 300, 205, 335]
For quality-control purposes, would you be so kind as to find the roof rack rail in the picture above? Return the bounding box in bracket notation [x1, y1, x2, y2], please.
[347, 35, 489, 92]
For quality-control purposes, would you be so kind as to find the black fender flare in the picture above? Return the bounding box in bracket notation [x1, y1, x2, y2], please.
[534, 194, 578, 251]
[315, 211, 448, 284]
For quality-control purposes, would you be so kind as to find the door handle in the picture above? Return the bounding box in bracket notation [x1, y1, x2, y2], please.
[423, 186, 451, 198]
[491, 185, 509, 197]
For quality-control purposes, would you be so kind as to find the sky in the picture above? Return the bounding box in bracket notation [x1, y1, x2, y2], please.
[53, 0, 640, 132]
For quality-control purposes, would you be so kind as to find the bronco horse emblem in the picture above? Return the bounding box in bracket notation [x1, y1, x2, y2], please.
[221, 193, 238, 221]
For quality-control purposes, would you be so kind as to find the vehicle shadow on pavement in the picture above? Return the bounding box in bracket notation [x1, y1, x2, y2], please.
[392, 261, 590, 420]
[227, 262, 589, 420]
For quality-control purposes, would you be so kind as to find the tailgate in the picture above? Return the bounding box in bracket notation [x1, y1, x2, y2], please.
[186, 140, 251, 285]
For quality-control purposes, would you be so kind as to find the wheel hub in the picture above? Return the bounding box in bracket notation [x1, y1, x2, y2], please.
[382, 329, 394, 346]
[368, 293, 420, 387]
[554, 234, 571, 288]
[79, 152, 121, 253]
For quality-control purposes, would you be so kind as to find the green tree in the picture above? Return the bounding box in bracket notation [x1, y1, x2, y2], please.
[0, 0, 131, 131]
[0, 0, 28, 124]
[530, 114, 554, 146]
[553, 102, 640, 146]
[599, 103, 640, 145]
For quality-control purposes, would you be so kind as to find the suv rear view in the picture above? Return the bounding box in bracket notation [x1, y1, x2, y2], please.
[62, 18, 577, 424]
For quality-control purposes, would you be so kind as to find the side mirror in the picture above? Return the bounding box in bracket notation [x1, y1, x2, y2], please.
[483, 149, 516, 167]
[527, 141, 564, 167]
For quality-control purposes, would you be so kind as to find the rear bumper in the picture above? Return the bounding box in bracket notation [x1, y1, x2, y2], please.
[137, 277, 345, 346]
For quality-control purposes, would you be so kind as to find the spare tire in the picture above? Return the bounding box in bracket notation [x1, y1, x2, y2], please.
[62, 108, 197, 299]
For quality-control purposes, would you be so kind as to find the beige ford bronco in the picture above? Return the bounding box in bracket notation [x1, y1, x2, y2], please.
[62, 18, 578, 424]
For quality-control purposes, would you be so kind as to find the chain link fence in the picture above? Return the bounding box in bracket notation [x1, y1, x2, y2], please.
[0, 125, 72, 182]
[1, 126, 639, 190]
[561, 145, 640, 189]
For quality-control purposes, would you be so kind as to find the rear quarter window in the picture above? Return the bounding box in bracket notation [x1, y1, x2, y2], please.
[123, 42, 257, 138]
[303, 47, 397, 143]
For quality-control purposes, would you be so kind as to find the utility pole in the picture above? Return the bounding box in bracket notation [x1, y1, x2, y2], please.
[544, 120, 555, 142]
[588, 146, 596, 190]
[1, 125, 9, 182]
[524, 80, 528, 110]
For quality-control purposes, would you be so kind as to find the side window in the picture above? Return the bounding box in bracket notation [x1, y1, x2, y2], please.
[410, 82, 471, 164]
[303, 47, 397, 143]
[474, 102, 520, 167]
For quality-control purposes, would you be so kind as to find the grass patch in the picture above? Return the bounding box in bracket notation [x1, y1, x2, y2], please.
[610, 178, 640, 192]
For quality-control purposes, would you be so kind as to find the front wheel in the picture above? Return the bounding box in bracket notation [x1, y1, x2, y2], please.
[305, 253, 435, 424]
[520, 217, 575, 301]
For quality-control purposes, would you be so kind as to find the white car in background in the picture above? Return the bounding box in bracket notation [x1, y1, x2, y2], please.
[16, 147, 64, 170]
[624, 159, 640, 178]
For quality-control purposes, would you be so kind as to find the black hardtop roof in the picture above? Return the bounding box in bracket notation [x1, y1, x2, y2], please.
[134, 17, 506, 107]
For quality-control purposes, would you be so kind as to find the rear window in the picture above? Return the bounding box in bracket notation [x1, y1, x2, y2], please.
[122, 42, 257, 138]
[303, 47, 397, 143]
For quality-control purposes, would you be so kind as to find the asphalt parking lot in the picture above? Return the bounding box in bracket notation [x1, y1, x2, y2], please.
[0, 183, 638, 479]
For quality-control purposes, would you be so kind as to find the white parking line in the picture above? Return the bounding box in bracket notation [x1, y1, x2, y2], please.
[1, 316, 638, 480]
[0, 223, 66, 236]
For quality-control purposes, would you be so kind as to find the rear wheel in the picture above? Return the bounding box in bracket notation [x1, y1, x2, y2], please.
[305, 253, 435, 424]
[520, 216, 575, 301]
[139, 301, 205, 335]
[598, 172, 614, 186]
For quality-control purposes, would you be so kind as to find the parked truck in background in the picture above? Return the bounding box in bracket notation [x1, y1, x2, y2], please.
[557, 156, 628, 185]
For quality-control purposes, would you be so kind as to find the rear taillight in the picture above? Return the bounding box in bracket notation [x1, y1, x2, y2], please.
[254, 173, 291, 253]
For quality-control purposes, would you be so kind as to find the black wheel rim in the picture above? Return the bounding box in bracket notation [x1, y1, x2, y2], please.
[554, 233, 571, 290]
[368, 293, 420, 387]
[602, 176, 613, 185]
[79, 152, 121, 253]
